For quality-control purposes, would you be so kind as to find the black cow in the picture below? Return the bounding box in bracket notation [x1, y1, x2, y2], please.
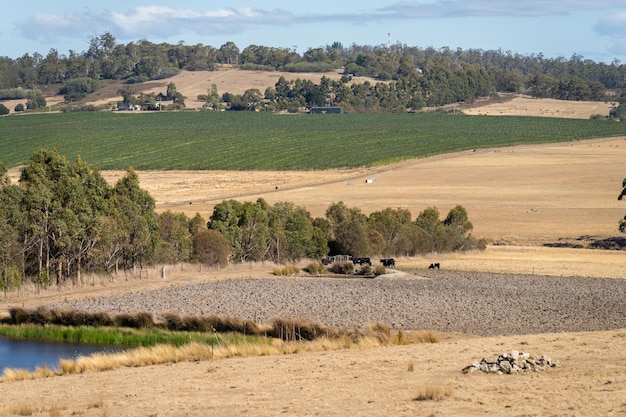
[353, 257, 372, 266]
[380, 258, 395, 267]
[428, 262, 440, 270]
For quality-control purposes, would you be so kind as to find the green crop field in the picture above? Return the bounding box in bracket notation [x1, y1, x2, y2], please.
[1, 111, 624, 170]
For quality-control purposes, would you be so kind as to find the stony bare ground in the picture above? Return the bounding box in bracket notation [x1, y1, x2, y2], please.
[47, 270, 626, 337]
[1, 95, 626, 416]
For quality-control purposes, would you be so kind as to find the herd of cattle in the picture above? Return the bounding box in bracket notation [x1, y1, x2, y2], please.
[322, 255, 396, 267]
[321, 255, 440, 270]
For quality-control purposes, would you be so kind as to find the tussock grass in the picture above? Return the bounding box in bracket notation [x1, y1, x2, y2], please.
[48, 405, 63, 417]
[374, 265, 386, 276]
[366, 321, 391, 344]
[304, 261, 326, 275]
[329, 262, 354, 275]
[5, 403, 34, 416]
[411, 330, 441, 343]
[114, 312, 154, 328]
[8, 307, 118, 328]
[396, 329, 410, 345]
[272, 265, 300, 276]
[408, 359, 415, 372]
[87, 397, 104, 409]
[413, 385, 452, 401]
[271, 317, 338, 341]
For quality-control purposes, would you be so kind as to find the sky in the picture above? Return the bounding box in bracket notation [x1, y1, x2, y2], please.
[3, 1, 626, 64]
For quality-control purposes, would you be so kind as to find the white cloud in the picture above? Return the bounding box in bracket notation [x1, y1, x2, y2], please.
[594, 12, 626, 59]
[378, 0, 617, 19]
[595, 11, 626, 37]
[13, 2, 622, 47]
[16, 6, 297, 43]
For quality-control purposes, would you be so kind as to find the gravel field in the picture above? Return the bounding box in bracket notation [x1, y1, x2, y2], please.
[48, 270, 626, 337]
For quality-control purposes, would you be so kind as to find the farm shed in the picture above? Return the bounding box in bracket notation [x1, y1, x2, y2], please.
[310, 106, 343, 114]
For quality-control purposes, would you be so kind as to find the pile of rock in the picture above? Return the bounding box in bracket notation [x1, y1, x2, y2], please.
[462, 350, 558, 374]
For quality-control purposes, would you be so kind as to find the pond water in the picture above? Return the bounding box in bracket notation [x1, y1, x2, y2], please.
[0, 337, 124, 372]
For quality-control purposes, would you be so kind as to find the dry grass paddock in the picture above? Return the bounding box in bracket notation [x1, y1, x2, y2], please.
[2, 95, 626, 416]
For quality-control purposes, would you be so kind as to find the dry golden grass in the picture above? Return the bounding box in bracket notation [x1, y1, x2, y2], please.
[413, 384, 453, 401]
[1, 329, 624, 416]
[462, 95, 614, 119]
[1, 327, 435, 383]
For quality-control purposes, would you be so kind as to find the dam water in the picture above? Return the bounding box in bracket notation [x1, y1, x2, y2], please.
[0, 337, 123, 372]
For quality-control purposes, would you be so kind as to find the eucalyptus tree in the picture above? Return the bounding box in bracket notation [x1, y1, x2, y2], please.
[414, 206, 444, 253]
[266, 201, 327, 263]
[109, 168, 159, 271]
[325, 201, 369, 256]
[192, 229, 230, 266]
[16, 149, 110, 284]
[156, 210, 193, 264]
[208, 199, 270, 262]
[0, 164, 23, 291]
[368, 207, 417, 255]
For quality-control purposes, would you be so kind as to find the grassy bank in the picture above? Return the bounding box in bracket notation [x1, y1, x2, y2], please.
[0, 324, 253, 347]
[0, 308, 440, 382]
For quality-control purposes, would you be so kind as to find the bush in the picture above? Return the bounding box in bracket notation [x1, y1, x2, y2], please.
[0, 87, 40, 100]
[60, 104, 102, 113]
[14, 103, 24, 112]
[26, 93, 46, 110]
[0, 103, 9, 115]
[356, 264, 372, 275]
[329, 262, 354, 275]
[305, 261, 326, 275]
[272, 265, 300, 276]
[9, 307, 28, 324]
[270, 317, 338, 341]
[114, 312, 154, 328]
[59, 77, 102, 101]
[374, 265, 386, 276]
[193, 229, 230, 266]
[206, 314, 259, 334]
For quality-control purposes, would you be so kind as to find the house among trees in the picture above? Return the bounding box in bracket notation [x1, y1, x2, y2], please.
[310, 106, 343, 114]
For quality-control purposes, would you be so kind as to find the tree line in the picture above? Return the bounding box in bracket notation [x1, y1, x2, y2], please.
[2, 33, 626, 114]
[0, 149, 484, 291]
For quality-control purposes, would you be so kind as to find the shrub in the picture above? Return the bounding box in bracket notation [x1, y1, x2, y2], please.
[305, 261, 326, 275]
[9, 307, 28, 324]
[14, 103, 24, 112]
[329, 262, 354, 275]
[193, 229, 230, 266]
[59, 77, 102, 101]
[271, 317, 337, 341]
[0, 103, 10, 115]
[0, 88, 30, 100]
[26, 93, 46, 110]
[60, 104, 102, 113]
[206, 314, 259, 334]
[114, 312, 154, 329]
[272, 265, 300, 276]
[356, 264, 372, 275]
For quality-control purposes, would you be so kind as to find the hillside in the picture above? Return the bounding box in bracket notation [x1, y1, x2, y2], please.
[1, 68, 615, 118]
